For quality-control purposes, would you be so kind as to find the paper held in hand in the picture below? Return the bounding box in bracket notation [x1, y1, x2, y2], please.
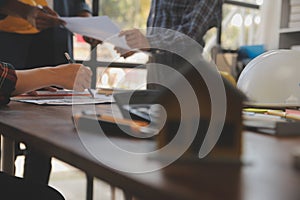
[61, 16, 130, 50]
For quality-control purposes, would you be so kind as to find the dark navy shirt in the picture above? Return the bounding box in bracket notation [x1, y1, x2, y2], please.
[0, 0, 8, 19]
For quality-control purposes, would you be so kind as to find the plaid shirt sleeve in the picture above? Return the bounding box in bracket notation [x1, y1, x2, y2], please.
[176, 0, 222, 44]
[0, 62, 17, 105]
[147, 0, 223, 49]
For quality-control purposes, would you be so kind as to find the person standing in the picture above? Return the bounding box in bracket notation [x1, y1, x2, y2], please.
[0, 0, 95, 70]
[118, 0, 223, 52]
[117, 0, 223, 88]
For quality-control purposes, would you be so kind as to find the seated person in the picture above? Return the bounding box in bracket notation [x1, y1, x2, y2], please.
[0, 1, 90, 199]
[0, 61, 92, 198]
[0, 0, 90, 185]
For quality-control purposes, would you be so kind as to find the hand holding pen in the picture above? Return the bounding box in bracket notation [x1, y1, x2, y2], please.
[64, 52, 95, 98]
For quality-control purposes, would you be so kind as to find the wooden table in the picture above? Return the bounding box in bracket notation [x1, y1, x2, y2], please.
[0, 101, 300, 200]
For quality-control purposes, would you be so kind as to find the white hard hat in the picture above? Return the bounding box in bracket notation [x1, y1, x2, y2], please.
[237, 49, 300, 107]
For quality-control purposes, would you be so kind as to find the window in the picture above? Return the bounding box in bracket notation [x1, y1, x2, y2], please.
[220, 0, 263, 49]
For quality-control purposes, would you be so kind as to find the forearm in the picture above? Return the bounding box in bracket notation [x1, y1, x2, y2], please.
[13, 67, 60, 95]
[13, 63, 92, 95]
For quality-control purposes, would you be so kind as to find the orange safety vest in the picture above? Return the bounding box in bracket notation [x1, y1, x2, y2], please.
[0, 0, 48, 34]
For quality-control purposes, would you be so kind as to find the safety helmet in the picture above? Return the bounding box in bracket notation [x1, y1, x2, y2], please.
[237, 49, 300, 107]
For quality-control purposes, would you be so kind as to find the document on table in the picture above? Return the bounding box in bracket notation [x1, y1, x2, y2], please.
[243, 111, 300, 136]
[61, 16, 130, 49]
[11, 90, 114, 105]
[12, 90, 91, 100]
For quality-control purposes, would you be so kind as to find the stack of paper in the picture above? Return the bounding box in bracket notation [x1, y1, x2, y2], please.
[243, 108, 300, 136]
[11, 90, 114, 105]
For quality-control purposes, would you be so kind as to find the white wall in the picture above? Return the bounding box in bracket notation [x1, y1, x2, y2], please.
[257, 0, 282, 50]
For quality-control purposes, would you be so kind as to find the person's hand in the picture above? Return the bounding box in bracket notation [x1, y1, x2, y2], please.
[14, 64, 92, 95]
[114, 47, 136, 58]
[27, 6, 66, 30]
[83, 36, 102, 48]
[26, 87, 57, 96]
[53, 64, 92, 91]
[119, 29, 150, 50]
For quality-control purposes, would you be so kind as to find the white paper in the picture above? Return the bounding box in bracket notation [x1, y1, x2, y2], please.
[11, 90, 91, 100]
[61, 16, 130, 49]
[12, 90, 114, 105]
[15, 97, 113, 105]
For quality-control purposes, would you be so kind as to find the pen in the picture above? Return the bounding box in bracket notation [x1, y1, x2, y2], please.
[243, 108, 270, 114]
[64, 52, 95, 99]
[64, 52, 75, 63]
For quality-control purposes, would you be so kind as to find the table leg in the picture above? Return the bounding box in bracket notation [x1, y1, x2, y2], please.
[1, 135, 15, 175]
[86, 173, 94, 200]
